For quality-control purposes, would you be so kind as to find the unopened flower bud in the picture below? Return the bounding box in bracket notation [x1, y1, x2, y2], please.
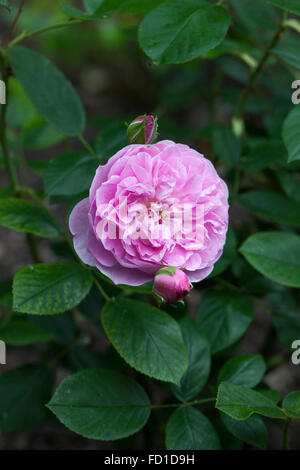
[127, 114, 158, 145]
[154, 267, 191, 303]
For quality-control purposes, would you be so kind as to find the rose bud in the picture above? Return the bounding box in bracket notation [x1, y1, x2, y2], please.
[154, 267, 191, 303]
[127, 114, 158, 145]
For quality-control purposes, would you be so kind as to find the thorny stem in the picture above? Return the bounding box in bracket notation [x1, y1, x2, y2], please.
[7, 19, 85, 50]
[0, 53, 19, 192]
[1, 8, 44, 263]
[233, 10, 288, 125]
[4, 0, 26, 48]
[0, 54, 41, 263]
[93, 277, 111, 302]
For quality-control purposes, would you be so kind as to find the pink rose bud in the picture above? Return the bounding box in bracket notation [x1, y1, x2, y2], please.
[127, 114, 158, 145]
[154, 267, 191, 303]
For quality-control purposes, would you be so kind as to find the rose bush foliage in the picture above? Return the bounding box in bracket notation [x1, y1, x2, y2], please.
[1, 0, 300, 451]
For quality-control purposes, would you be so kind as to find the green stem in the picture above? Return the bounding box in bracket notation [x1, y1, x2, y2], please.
[4, 0, 26, 48]
[93, 277, 111, 302]
[0, 53, 43, 263]
[150, 397, 216, 410]
[79, 134, 95, 155]
[283, 418, 291, 450]
[26, 233, 41, 263]
[7, 19, 85, 50]
[233, 11, 287, 126]
[0, 54, 19, 193]
[18, 186, 44, 204]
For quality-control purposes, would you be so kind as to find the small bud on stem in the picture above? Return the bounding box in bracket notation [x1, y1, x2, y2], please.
[154, 267, 191, 303]
[127, 114, 158, 145]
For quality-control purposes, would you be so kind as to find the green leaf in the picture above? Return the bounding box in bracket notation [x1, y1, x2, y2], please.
[21, 119, 65, 149]
[6, 77, 37, 129]
[240, 231, 300, 288]
[138, 0, 230, 65]
[209, 226, 237, 277]
[61, 4, 112, 20]
[265, 0, 300, 16]
[47, 368, 150, 440]
[0, 0, 10, 12]
[166, 406, 221, 450]
[258, 388, 281, 404]
[0, 364, 53, 432]
[239, 190, 300, 227]
[102, 298, 188, 385]
[217, 418, 243, 450]
[9, 46, 86, 136]
[197, 291, 253, 354]
[0, 198, 62, 238]
[216, 382, 285, 420]
[232, 0, 278, 31]
[64, 0, 123, 19]
[277, 171, 300, 203]
[61, 5, 93, 19]
[84, 0, 104, 14]
[221, 413, 268, 450]
[87, 0, 121, 14]
[282, 391, 300, 419]
[283, 106, 300, 162]
[272, 35, 300, 70]
[218, 354, 266, 388]
[232, 257, 285, 295]
[43, 152, 99, 197]
[84, 0, 164, 15]
[212, 126, 242, 166]
[13, 263, 93, 315]
[28, 159, 49, 175]
[170, 317, 211, 402]
[0, 318, 54, 345]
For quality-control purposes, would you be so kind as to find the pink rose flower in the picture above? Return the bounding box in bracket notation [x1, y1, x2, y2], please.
[154, 267, 191, 303]
[69, 140, 229, 286]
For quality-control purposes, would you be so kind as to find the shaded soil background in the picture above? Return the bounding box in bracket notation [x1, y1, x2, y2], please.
[1, 0, 300, 450]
